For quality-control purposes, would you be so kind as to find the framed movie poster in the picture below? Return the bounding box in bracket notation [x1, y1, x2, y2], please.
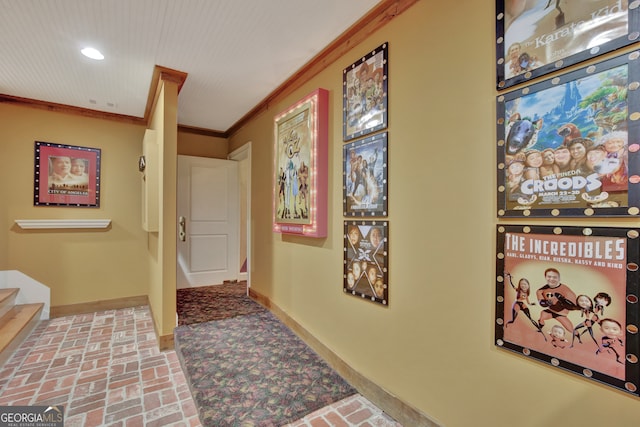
[34, 141, 101, 207]
[343, 132, 388, 217]
[273, 88, 328, 237]
[496, 0, 639, 90]
[497, 51, 640, 218]
[343, 42, 388, 142]
[344, 220, 388, 306]
[495, 224, 640, 396]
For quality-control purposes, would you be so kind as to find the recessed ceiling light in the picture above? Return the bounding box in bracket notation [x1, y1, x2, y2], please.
[81, 47, 104, 60]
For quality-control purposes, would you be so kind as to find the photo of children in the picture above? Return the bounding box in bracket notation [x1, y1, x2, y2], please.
[496, 226, 639, 395]
[344, 221, 388, 305]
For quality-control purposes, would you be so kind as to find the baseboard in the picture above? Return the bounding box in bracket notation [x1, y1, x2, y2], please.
[248, 288, 441, 427]
[50, 295, 149, 318]
[159, 333, 174, 351]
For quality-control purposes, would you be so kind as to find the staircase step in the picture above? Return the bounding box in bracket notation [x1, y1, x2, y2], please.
[0, 303, 44, 365]
[0, 288, 20, 320]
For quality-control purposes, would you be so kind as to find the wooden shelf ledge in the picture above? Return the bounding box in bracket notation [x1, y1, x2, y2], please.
[15, 219, 111, 229]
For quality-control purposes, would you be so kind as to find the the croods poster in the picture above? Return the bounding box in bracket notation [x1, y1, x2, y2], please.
[497, 51, 640, 217]
[344, 221, 388, 306]
[495, 225, 640, 395]
[497, 0, 636, 88]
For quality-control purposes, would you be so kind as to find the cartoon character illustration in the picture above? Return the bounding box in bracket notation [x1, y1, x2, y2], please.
[557, 123, 582, 147]
[593, 292, 612, 316]
[571, 295, 599, 349]
[596, 318, 624, 364]
[549, 325, 568, 349]
[536, 268, 579, 335]
[505, 113, 543, 155]
[504, 273, 545, 339]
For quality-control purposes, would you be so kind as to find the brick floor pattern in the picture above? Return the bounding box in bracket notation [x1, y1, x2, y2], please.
[0, 306, 401, 426]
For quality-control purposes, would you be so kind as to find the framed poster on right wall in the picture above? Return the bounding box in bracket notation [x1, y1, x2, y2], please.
[496, 0, 640, 90]
[495, 224, 640, 396]
[497, 50, 640, 218]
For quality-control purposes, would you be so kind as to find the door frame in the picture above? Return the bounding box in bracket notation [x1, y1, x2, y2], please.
[228, 142, 252, 289]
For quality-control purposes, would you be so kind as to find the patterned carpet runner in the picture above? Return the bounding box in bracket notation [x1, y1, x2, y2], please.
[176, 282, 264, 325]
[174, 308, 356, 426]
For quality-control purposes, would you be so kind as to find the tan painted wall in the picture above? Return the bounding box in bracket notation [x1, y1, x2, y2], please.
[160, 81, 178, 338]
[229, 1, 640, 425]
[146, 81, 180, 339]
[0, 172, 7, 269]
[147, 83, 166, 335]
[177, 131, 228, 158]
[0, 84, 222, 340]
[0, 103, 149, 305]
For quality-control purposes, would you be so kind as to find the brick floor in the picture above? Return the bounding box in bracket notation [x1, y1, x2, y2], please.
[0, 306, 401, 426]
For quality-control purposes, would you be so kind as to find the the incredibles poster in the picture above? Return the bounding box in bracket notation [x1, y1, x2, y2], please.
[496, 225, 640, 395]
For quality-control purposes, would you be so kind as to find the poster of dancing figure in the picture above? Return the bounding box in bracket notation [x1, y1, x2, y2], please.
[497, 51, 640, 217]
[344, 221, 388, 306]
[496, 224, 640, 395]
[343, 132, 388, 217]
[496, 0, 638, 89]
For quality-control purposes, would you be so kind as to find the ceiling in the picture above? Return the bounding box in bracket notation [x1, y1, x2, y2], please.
[0, 0, 382, 133]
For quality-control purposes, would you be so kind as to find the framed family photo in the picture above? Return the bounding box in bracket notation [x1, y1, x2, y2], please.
[495, 224, 640, 396]
[34, 141, 101, 207]
[344, 221, 389, 306]
[343, 42, 388, 142]
[273, 88, 328, 237]
[343, 132, 388, 217]
[496, 0, 639, 90]
[497, 50, 640, 217]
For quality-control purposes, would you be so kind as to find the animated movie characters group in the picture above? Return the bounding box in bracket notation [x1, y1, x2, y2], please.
[505, 268, 624, 364]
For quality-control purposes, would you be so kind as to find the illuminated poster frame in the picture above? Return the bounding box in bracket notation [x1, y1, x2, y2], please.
[273, 88, 328, 237]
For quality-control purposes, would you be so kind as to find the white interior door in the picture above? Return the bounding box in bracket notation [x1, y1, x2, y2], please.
[177, 155, 239, 288]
